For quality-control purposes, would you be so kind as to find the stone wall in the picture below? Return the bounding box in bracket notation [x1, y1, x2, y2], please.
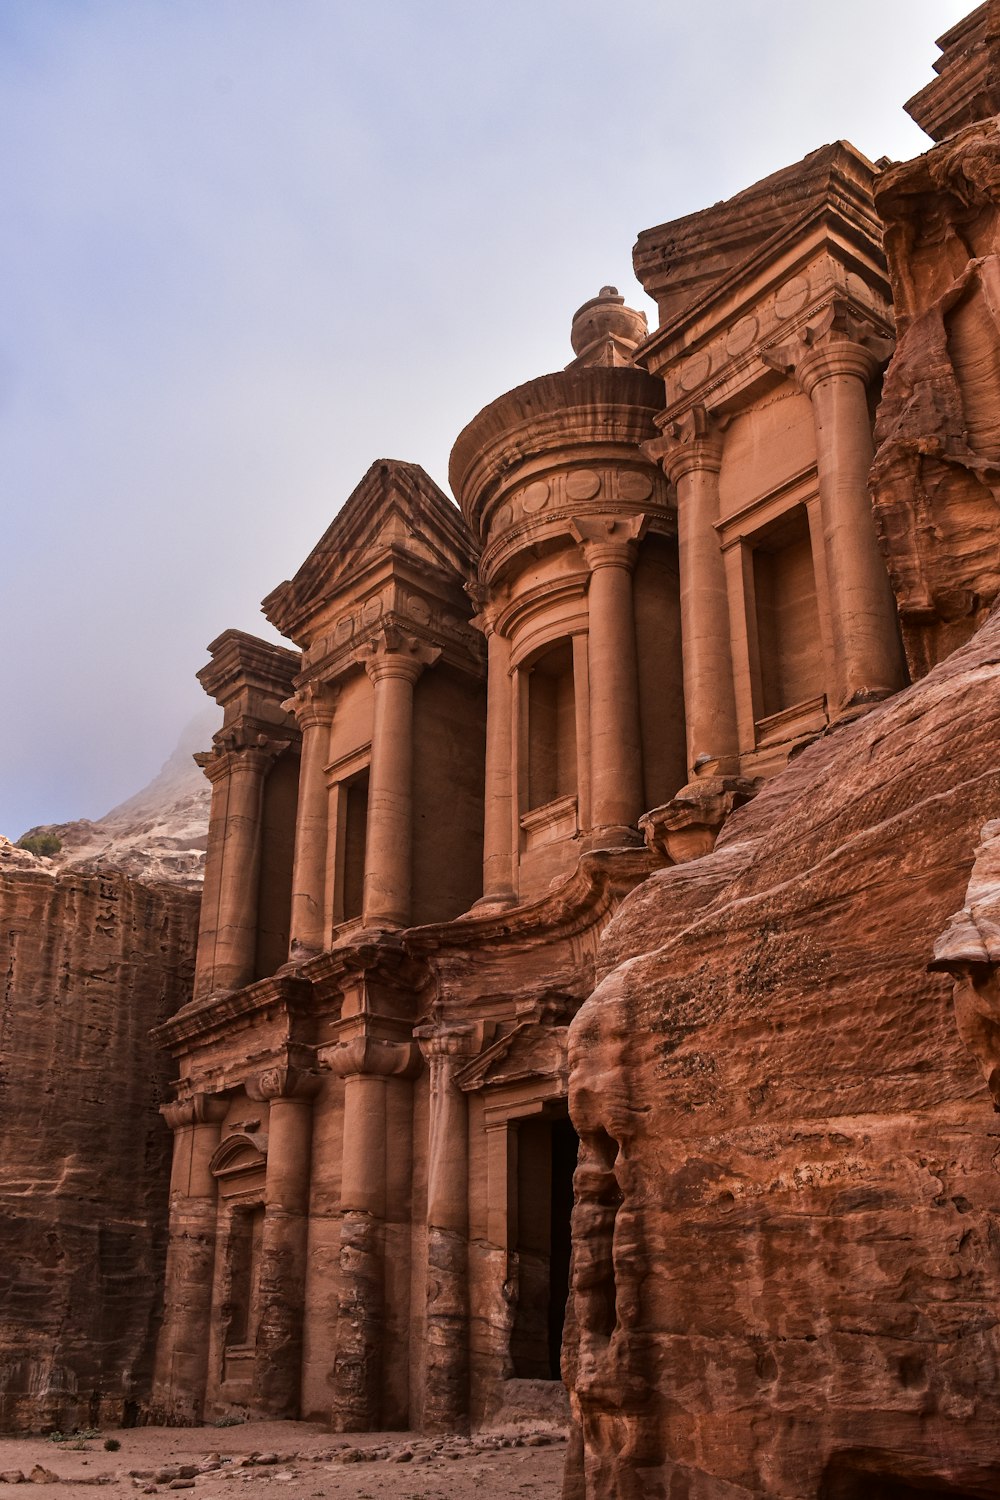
[0, 867, 198, 1433]
[562, 602, 1000, 1498]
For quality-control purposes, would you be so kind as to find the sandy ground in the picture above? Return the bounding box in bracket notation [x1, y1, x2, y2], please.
[0, 1421, 567, 1500]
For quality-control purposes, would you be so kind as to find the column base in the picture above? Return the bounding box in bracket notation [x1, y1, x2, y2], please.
[467, 890, 519, 917]
[580, 825, 645, 854]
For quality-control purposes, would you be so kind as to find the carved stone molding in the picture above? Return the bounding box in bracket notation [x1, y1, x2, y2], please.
[762, 299, 893, 396]
[160, 1092, 230, 1131]
[570, 513, 648, 572]
[643, 404, 728, 486]
[246, 1066, 322, 1103]
[323, 1035, 421, 1080]
[353, 624, 442, 684]
[194, 734, 290, 787]
[414, 1021, 480, 1067]
[280, 679, 338, 731]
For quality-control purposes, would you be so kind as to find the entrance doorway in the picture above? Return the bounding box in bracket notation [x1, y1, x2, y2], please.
[511, 1111, 579, 1380]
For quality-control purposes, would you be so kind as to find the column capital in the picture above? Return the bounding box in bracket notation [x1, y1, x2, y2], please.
[762, 300, 893, 397]
[323, 1035, 421, 1080]
[246, 1065, 322, 1103]
[194, 733, 289, 786]
[354, 624, 442, 684]
[644, 405, 727, 485]
[281, 679, 338, 731]
[160, 1092, 229, 1131]
[570, 513, 647, 572]
[414, 1021, 480, 1065]
[467, 590, 506, 639]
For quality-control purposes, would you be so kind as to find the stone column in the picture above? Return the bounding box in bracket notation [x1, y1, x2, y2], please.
[415, 1023, 477, 1434]
[152, 1093, 229, 1422]
[325, 1036, 420, 1430]
[355, 628, 441, 930]
[767, 313, 906, 715]
[572, 516, 646, 843]
[194, 740, 277, 997]
[478, 614, 516, 906]
[646, 409, 740, 778]
[283, 683, 337, 960]
[247, 1066, 320, 1418]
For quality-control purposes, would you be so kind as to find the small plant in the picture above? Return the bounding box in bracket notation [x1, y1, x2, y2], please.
[214, 1414, 246, 1428]
[17, 831, 62, 857]
[104, 1439, 121, 1452]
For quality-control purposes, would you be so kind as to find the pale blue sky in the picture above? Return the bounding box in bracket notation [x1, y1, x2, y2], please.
[0, 0, 972, 836]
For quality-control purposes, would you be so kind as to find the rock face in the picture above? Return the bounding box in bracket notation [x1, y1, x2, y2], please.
[0, 721, 208, 1433]
[0, 866, 198, 1433]
[871, 116, 1000, 682]
[10, 715, 214, 889]
[562, 605, 1000, 1498]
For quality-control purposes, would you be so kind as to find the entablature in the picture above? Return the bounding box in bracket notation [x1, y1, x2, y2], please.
[197, 629, 301, 748]
[639, 235, 892, 429]
[293, 554, 484, 686]
[477, 466, 672, 588]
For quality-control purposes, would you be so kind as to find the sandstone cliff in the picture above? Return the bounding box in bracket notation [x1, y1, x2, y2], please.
[563, 604, 1000, 1499]
[0, 867, 198, 1433]
[0, 724, 208, 1432]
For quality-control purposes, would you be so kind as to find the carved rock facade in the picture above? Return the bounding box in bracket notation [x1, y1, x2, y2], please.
[151, 146, 911, 1442]
[135, 3, 1000, 1489]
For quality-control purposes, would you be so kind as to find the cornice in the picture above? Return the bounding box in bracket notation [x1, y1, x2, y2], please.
[449, 367, 664, 539]
[637, 207, 890, 377]
[153, 973, 314, 1053]
[402, 845, 663, 959]
[197, 629, 301, 707]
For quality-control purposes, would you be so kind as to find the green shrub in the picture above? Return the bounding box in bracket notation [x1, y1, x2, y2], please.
[104, 1439, 121, 1452]
[17, 831, 61, 857]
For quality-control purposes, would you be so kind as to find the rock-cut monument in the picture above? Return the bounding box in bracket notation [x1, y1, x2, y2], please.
[6, 4, 1000, 1496]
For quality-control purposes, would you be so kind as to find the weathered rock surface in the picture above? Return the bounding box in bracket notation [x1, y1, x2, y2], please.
[0, 867, 198, 1432]
[9, 715, 215, 890]
[563, 604, 1000, 1499]
[871, 116, 1000, 681]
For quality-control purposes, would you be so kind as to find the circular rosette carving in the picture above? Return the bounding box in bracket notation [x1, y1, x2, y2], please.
[520, 480, 550, 514]
[565, 469, 601, 501]
[617, 470, 654, 502]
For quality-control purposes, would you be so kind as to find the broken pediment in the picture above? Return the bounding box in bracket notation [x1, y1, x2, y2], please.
[455, 1021, 570, 1094]
[633, 141, 883, 329]
[262, 459, 479, 645]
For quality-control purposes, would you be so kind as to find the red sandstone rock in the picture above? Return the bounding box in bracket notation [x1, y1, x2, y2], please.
[871, 116, 1000, 680]
[563, 603, 1000, 1499]
[0, 868, 198, 1434]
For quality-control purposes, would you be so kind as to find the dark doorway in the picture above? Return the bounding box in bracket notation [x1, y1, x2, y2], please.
[511, 1110, 579, 1380]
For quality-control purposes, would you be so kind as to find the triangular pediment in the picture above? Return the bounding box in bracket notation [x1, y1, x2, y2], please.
[455, 1022, 569, 1093]
[263, 460, 479, 643]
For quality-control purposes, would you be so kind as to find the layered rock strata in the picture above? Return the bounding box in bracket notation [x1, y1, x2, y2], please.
[0, 867, 198, 1433]
[563, 604, 1000, 1499]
